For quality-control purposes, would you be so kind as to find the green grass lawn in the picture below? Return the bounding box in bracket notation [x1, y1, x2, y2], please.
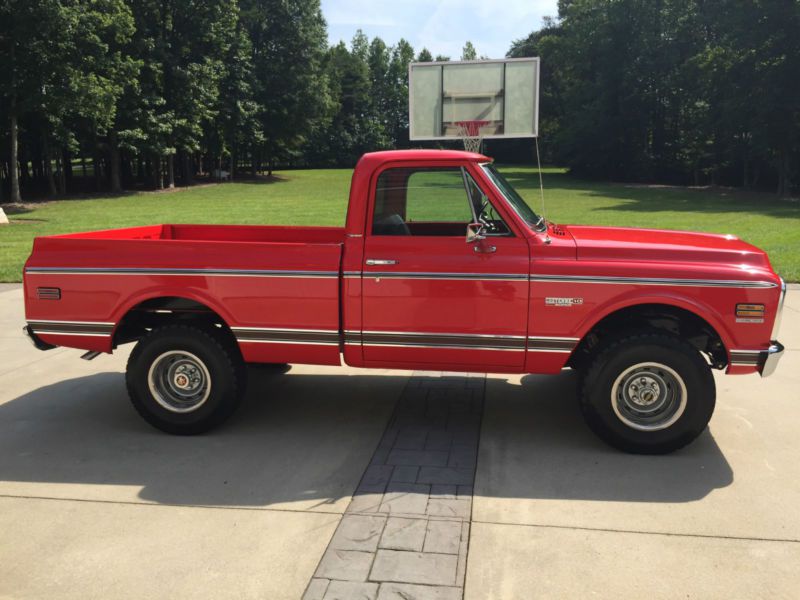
[1, 165, 798, 282]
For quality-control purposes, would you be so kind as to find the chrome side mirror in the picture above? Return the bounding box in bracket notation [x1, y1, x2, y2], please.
[466, 223, 486, 243]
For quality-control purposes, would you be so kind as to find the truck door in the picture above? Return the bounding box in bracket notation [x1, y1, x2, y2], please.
[360, 163, 530, 369]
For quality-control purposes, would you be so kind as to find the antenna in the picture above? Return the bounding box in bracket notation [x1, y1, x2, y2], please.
[534, 137, 551, 244]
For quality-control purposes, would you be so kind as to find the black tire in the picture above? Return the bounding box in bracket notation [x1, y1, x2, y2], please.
[580, 332, 715, 454]
[125, 324, 246, 435]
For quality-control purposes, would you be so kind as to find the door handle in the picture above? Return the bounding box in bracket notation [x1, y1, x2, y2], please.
[365, 259, 399, 266]
[473, 245, 497, 254]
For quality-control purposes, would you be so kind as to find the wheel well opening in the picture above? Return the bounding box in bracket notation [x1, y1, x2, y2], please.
[113, 297, 236, 349]
[570, 303, 728, 370]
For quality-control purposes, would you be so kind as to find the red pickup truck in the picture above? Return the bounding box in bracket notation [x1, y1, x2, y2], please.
[23, 149, 786, 453]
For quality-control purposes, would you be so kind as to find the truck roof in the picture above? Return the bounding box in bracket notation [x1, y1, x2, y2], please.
[357, 149, 490, 170]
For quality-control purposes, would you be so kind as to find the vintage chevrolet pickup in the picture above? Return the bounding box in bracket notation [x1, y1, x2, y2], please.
[23, 149, 786, 453]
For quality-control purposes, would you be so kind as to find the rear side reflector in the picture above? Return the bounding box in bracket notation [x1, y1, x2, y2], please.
[736, 303, 764, 321]
[37, 287, 61, 300]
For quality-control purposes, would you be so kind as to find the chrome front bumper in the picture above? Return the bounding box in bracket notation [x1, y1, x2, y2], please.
[759, 341, 784, 378]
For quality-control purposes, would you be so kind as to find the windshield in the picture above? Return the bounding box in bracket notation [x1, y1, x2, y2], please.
[481, 163, 543, 230]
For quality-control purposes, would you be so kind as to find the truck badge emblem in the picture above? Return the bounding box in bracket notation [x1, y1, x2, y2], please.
[545, 297, 583, 307]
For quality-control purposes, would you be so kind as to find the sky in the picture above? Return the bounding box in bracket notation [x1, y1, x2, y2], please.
[321, 0, 559, 60]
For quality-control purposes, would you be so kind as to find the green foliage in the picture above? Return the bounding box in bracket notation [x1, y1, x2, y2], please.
[461, 41, 477, 61]
[240, 0, 330, 171]
[3, 0, 796, 201]
[417, 48, 434, 62]
[510, 0, 800, 194]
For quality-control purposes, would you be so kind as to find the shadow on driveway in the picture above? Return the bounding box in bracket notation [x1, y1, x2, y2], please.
[479, 371, 733, 504]
[0, 367, 732, 509]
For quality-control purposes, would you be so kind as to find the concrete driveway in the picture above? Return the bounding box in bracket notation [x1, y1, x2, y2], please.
[1, 283, 798, 599]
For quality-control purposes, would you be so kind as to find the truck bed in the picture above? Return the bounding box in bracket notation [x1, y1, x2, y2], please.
[51, 223, 345, 245]
[24, 224, 346, 366]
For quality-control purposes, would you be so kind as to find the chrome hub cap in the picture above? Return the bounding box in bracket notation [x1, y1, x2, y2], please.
[611, 362, 687, 431]
[148, 351, 211, 413]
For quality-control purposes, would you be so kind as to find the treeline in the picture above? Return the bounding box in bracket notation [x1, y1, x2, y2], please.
[508, 0, 800, 195]
[0, 0, 469, 202]
[2, 1, 798, 202]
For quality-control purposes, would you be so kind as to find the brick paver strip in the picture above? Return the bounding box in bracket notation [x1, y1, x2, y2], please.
[303, 372, 485, 600]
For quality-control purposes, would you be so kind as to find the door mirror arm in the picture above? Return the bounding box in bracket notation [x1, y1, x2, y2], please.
[466, 223, 486, 243]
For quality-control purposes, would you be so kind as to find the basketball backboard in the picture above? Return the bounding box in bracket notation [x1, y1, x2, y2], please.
[408, 57, 540, 141]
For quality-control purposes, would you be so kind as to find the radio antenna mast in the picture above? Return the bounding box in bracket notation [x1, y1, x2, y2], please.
[535, 137, 550, 243]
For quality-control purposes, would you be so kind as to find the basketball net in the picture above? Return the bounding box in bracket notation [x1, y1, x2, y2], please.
[455, 120, 487, 154]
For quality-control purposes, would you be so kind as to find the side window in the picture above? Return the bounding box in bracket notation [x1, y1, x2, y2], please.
[405, 170, 472, 224]
[372, 167, 472, 236]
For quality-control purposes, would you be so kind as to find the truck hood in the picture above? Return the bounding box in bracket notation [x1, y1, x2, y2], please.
[564, 225, 772, 270]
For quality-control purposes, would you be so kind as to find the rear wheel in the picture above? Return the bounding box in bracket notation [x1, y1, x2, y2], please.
[126, 324, 246, 434]
[580, 333, 715, 454]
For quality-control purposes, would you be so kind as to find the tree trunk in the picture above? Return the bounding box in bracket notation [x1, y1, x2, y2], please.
[10, 112, 21, 202]
[64, 148, 73, 184]
[776, 150, 791, 197]
[230, 147, 236, 181]
[94, 137, 102, 191]
[20, 150, 30, 185]
[56, 151, 66, 195]
[166, 154, 175, 188]
[182, 153, 193, 186]
[109, 130, 122, 193]
[42, 135, 57, 197]
[152, 156, 162, 189]
[742, 138, 750, 189]
[251, 149, 258, 177]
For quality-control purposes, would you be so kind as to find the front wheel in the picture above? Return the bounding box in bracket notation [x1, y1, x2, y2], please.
[126, 324, 246, 434]
[580, 333, 716, 454]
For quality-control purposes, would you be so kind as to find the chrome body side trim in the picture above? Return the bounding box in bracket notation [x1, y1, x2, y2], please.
[28, 318, 116, 326]
[530, 274, 779, 289]
[363, 272, 528, 282]
[25, 267, 339, 279]
[363, 330, 526, 339]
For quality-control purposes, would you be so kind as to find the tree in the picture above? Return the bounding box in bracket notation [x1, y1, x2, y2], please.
[0, 0, 135, 200]
[368, 37, 392, 134]
[461, 41, 477, 61]
[385, 39, 415, 147]
[508, 0, 799, 193]
[241, 0, 331, 175]
[313, 41, 386, 165]
[417, 48, 433, 62]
